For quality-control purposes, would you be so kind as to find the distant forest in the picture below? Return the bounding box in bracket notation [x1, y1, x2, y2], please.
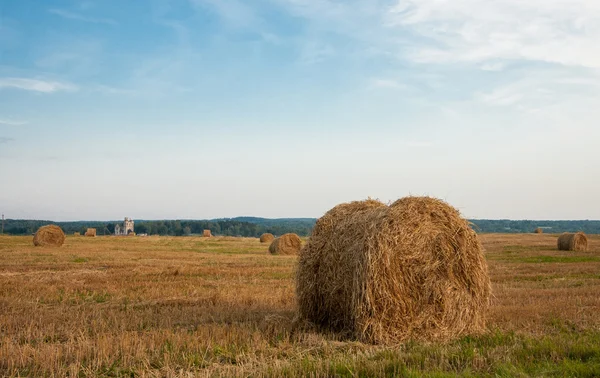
[1, 217, 317, 237]
[470, 219, 600, 234]
[2, 218, 599, 236]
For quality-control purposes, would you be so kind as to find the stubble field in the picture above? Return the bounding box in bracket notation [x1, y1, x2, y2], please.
[0, 233, 599, 377]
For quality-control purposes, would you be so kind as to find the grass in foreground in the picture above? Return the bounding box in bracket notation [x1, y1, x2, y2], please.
[0, 233, 599, 377]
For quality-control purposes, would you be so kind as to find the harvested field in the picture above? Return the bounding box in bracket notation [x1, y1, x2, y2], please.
[0, 233, 599, 377]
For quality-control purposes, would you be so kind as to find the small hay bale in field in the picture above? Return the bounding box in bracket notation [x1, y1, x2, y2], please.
[260, 233, 275, 243]
[33, 225, 65, 247]
[534, 227, 543, 234]
[203, 229, 212, 237]
[73, 232, 81, 236]
[296, 196, 491, 344]
[85, 228, 97, 237]
[557, 232, 588, 252]
[128, 232, 136, 237]
[269, 233, 302, 255]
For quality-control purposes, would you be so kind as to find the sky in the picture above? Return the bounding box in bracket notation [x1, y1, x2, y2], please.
[1, 0, 599, 221]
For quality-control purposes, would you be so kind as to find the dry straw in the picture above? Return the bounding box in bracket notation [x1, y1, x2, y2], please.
[534, 227, 543, 234]
[260, 233, 275, 243]
[85, 228, 97, 237]
[73, 232, 81, 236]
[557, 232, 588, 252]
[203, 229, 212, 238]
[269, 233, 302, 255]
[296, 196, 491, 344]
[33, 225, 65, 247]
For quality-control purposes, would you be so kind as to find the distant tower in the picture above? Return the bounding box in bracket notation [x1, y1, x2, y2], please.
[115, 217, 135, 235]
[124, 217, 134, 235]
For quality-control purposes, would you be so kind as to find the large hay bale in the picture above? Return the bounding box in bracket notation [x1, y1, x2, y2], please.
[557, 232, 588, 252]
[260, 233, 275, 243]
[269, 233, 302, 255]
[203, 229, 212, 237]
[85, 228, 96, 237]
[33, 225, 65, 247]
[534, 227, 543, 234]
[296, 196, 491, 344]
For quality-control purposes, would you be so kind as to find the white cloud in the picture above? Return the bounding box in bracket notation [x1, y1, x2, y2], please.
[48, 8, 117, 25]
[480, 62, 506, 72]
[0, 118, 27, 126]
[387, 0, 600, 68]
[0, 78, 78, 93]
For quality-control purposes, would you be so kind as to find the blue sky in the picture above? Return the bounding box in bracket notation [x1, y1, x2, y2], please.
[1, 0, 599, 221]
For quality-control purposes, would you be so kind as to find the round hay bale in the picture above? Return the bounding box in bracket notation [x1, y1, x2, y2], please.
[73, 232, 81, 236]
[557, 232, 587, 252]
[534, 227, 543, 234]
[296, 196, 491, 344]
[202, 229, 212, 237]
[33, 225, 65, 247]
[260, 233, 275, 243]
[85, 228, 96, 237]
[269, 233, 302, 255]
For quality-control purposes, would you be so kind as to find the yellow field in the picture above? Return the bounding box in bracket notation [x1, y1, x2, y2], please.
[1, 234, 599, 377]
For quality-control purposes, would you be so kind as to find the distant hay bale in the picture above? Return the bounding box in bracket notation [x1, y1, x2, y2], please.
[534, 227, 543, 234]
[203, 229, 212, 238]
[557, 232, 588, 252]
[73, 232, 81, 236]
[128, 232, 136, 237]
[269, 233, 302, 255]
[85, 228, 97, 237]
[33, 225, 65, 247]
[260, 233, 275, 243]
[296, 196, 491, 344]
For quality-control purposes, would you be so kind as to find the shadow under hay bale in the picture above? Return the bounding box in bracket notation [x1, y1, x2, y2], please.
[557, 232, 588, 252]
[33, 225, 65, 247]
[260, 233, 275, 243]
[534, 227, 543, 234]
[85, 228, 96, 237]
[296, 196, 491, 344]
[269, 233, 302, 255]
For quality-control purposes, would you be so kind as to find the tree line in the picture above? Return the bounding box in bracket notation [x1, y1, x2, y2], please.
[2, 218, 599, 237]
[470, 219, 600, 234]
[0, 218, 316, 237]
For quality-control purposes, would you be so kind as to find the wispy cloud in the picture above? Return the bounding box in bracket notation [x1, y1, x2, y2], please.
[299, 41, 335, 64]
[92, 85, 142, 96]
[387, 0, 600, 68]
[0, 78, 78, 93]
[0, 118, 27, 126]
[480, 62, 506, 72]
[474, 69, 600, 110]
[0, 137, 15, 144]
[48, 8, 117, 25]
